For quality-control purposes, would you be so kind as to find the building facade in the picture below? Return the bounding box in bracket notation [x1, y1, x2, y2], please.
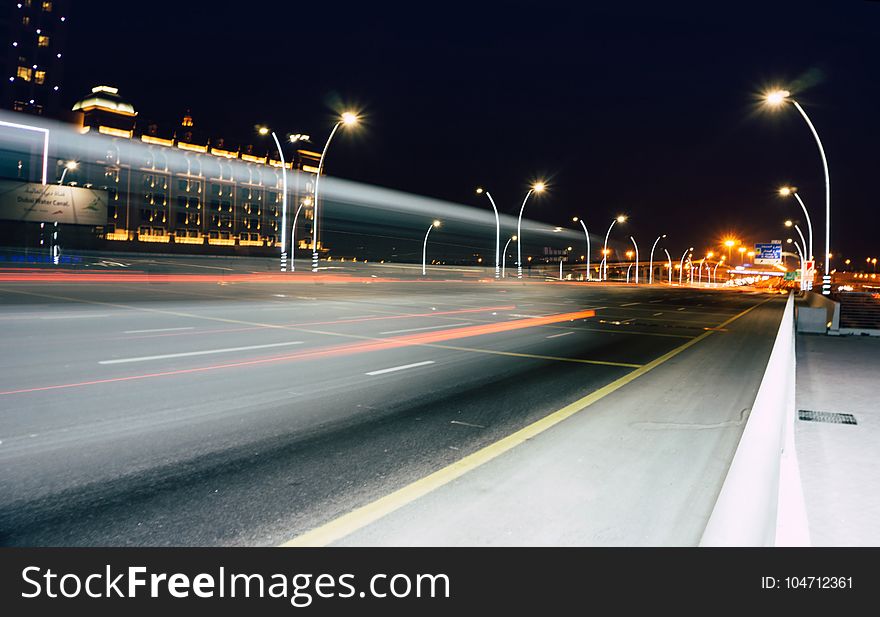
[1, 0, 68, 116]
[0, 85, 325, 256]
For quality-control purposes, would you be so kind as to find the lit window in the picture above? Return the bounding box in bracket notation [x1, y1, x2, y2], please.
[16, 66, 32, 81]
[34, 70, 46, 84]
[42, 1, 52, 10]
[38, 35, 50, 47]
[22, 16, 30, 25]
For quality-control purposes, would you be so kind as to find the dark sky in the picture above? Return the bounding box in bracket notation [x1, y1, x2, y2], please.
[64, 0, 879, 265]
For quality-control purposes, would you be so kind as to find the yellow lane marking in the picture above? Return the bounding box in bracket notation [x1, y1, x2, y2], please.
[280, 296, 772, 547]
[424, 344, 642, 368]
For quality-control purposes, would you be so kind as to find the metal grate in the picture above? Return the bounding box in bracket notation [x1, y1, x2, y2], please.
[798, 410, 858, 425]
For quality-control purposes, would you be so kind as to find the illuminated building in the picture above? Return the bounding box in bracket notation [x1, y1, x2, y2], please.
[1, 0, 69, 116]
[9, 85, 324, 254]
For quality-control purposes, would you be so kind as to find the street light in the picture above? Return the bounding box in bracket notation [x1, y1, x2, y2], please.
[778, 185, 814, 263]
[422, 220, 441, 275]
[724, 239, 735, 263]
[630, 236, 640, 284]
[712, 257, 724, 286]
[572, 216, 592, 281]
[649, 234, 666, 285]
[502, 235, 517, 278]
[476, 187, 501, 279]
[516, 181, 545, 279]
[663, 248, 673, 284]
[738, 246, 746, 264]
[58, 160, 77, 185]
[289, 196, 312, 272]
[679, 247, 693, 286]
[601, 215, 626, 281]
[257, 126, 289, 272]
[312, 111, 359, 272]
[765, 89, 831, 294]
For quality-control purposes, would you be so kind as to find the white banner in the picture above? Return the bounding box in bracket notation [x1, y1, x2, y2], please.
[0, 180, 108, 226]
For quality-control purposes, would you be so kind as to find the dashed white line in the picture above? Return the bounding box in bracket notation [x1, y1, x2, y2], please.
[124, 327, 195, 334]
[677, 307, 686, 311]
[40, 313, 111, 320]
[620, 302, 639, 307]
[450, 420, 486, 429]
[380, 322, 472, 335]
[653, 312, 663, 316]
[365, 360, 435, 376]
[546, 331, 575, 339]
[99, 341, 305, 365]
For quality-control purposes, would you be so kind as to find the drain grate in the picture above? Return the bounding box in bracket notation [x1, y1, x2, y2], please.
[798, 410, 858, 425]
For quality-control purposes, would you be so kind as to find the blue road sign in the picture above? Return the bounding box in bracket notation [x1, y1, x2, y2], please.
[755, 242, 782, 264]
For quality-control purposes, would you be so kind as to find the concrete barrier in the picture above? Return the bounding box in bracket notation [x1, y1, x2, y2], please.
[700, 292, 810, 546]
[796, 291, 840, 334]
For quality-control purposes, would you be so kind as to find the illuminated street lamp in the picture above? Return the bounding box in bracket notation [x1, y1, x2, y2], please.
[712, 257, 725, 286]
[601, 215, 627, 281]
[738, 246, 747, 264]
[257, 126, 289, 272]
[787, 238, 806, 289]
[663, 248, 673, 284]
[289, 196, 312, 272]
[764, 89, 831, 294]
[58, 160, 77, 185]
[724, 239, 736, 263]
[779, 185, 814, 265]
[630, 236, 640, 284]
[475, 188, 501, 279]
[312, 111, 359, 272]
[785, 220, 808, 271]
[501, 235, 517, 278]
[422, 220, 441, 276]
[516, 181, 546, 279]
[649, 234, 666, 285]
[572, 216, 592, 281]
[679, 247, 693, 286]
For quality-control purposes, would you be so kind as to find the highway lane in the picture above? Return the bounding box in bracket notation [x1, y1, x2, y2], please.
[0, 267, 781, 545]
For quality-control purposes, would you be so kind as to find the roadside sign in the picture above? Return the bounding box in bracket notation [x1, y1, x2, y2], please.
[755, 242, 782, 265]
[784, 271, 797, 281]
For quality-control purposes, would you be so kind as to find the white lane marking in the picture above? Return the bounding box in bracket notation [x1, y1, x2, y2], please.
[649, 299, 664, 303]
[620, 302, 639, 307]
[124, 327, 195, 334]
[40, 313, 111, 320]
[99, 341, 304, 365]
[450, 420, 486, 429]
[677, 307, 686, 311]
[380, 322, 472, 335]
[509, 313, 546, 318]
[365, 360, 435, 376]
[653, 312, 663, 316]
[546, 331, 575, 339]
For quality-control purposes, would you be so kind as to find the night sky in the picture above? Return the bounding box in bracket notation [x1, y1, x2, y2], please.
[64, 1, 879, 264]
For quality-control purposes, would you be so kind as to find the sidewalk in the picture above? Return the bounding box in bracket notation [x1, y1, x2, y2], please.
[795, 333, 880, 546]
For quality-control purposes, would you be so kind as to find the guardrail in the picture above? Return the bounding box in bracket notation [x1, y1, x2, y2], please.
[700, 292, 809, 546]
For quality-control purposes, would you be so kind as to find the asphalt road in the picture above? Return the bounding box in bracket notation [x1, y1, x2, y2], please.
[0, 258, 784, 545]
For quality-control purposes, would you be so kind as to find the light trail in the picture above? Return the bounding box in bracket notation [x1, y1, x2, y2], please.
[0, 309, 596, 396]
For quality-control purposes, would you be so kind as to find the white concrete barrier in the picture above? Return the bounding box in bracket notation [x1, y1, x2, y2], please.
[700, 292, 810, 546]
[796, 291, 840, 334]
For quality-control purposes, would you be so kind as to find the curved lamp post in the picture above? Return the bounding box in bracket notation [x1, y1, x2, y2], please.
[58, 160, 77, 185]
[765, 89, 831, 294]
[476, 188, 501, 279]
[422, 220, 440, 276]
[516, 181, 546, 279]
[663, 248, 673, 284]
[648, 233, 666, 285]
[289, 197, 311, 272]
[311, 111, 359, 273]
[779, 185, 814, 264]
[257, 127, 289, 272]
[502, 235, 516, 278]
[601, 215, 627, 281]
[679, 247, 693, 286]
[572, 217, 592, 281]
[630, 236, 640, 284]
